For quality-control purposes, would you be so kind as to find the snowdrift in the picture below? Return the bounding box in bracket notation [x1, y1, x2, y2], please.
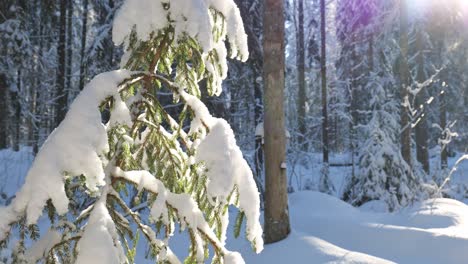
[234, 191, 468, 264]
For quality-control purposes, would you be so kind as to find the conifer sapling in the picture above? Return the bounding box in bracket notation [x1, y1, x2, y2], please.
[0, 0, 263, 263]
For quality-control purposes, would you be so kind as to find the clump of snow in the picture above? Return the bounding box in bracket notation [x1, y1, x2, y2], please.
[205, 0, 248, 60]
[113, 0, 213, 52]
[203, 41, 228, 96]
[113, 0, 248, 96]
[25, 229, 62, 262]
[176, 87, 263, 252]
[196, 119, 263, 252]
[76, 197, 126, 264]
[113, 0, 248, 60]
[0, 70, 131, 239]
[223, 251, 245, 264]
[108, 95, 132, 127]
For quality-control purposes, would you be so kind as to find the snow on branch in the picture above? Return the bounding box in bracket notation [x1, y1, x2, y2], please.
[0, 70, 132, 240]
[76, 194, 126, 264]
[113, 0, 248, 59]
[112, 167, 247, 263]
[113, 0, 248, 96]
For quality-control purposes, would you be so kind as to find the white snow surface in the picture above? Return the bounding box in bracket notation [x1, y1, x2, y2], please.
[0, 70, 131, 239]
[76, 197, 126, 264]
[233, 191, 468, 264]
[3, 148, 468, 263]
[24, 228, 62, 262]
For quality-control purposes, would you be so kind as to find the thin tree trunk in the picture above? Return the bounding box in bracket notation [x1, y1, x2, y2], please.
[55, 0, 67, 127]
[415, 26, 430, 173]
[253, 66, 264, 204]
[263, 0, 290, 244]
[0, 74, 8, 149]
[368, 34, 374, 71]
[79, 0, 89, 91]
[440, 88, 447, 169]
[399, 0, 412, 168]
[108, 0, 115, 66]
[349, 42, 358, 179]
[439, 38, 448, 169]
[65, 0, 73, 99]
[320, 0, 329, 164]
[296, 0, 307, 149]
[12, 69, 22, 151]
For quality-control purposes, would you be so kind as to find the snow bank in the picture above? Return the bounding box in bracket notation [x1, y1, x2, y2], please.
[236, 191, 468, 264]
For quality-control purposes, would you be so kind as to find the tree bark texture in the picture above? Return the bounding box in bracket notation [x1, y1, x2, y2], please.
[263, 0, 291, 244]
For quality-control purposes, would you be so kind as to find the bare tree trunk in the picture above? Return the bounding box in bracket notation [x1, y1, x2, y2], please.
[79, 0, 89, 91]
[439, 38, 448, 169]
[349, 42, 358, 179]
[399, 0, 412, 168]
[415, 26, 430, 173]
[296, 0, 307, 149]
[320, 0, 329, 164]
[55, 0, 67, 127]
[368, 34, 374, 71]
[0, 74, 8, 149]
[263, 0, 290, 244]
[65, 0, 73, 98]
[12, 70, 22, 151]
[108, 0, 115, 66]
[440, 88, 448, 169]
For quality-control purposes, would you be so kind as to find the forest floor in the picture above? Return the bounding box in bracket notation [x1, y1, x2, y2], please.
[1, 147, 468, 263]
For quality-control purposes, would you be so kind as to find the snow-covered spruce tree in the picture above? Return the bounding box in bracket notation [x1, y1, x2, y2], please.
[0, 1, 263, 263]
[343, 70, 419, 211]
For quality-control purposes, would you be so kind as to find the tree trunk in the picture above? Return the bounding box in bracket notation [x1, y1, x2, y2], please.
[79, 0, 89, 91]
[263, 0, 290, 244]
[399, 0, 412, 168]
[439, 38, 448, 169]
[349, 42, 358, 179]
[368, 34, 374, 71]
[108, 0, 115, 66]
[440, 87, 447, 169]
[0, 74, 8, 149]
[320, 0, 329, 164]
[415, 26, 430, 174]
[65, 0, 73, 98]
[12, 69, 22, 151]
[296, 0, 307, 149]
[55, 0, 67, 127]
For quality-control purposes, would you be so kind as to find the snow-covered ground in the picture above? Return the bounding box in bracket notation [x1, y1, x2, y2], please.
[288, 150, 468, 199]
[231, 191, 468, 264]
[2, 148, 468, 263]
[0, 147, 33, 201]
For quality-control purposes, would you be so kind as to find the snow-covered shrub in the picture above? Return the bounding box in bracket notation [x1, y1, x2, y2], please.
[0, 1, 263, 263]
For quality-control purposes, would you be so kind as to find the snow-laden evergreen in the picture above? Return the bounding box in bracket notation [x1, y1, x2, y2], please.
[0, 1, 262, 263]
[343, 71, 419, 211]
